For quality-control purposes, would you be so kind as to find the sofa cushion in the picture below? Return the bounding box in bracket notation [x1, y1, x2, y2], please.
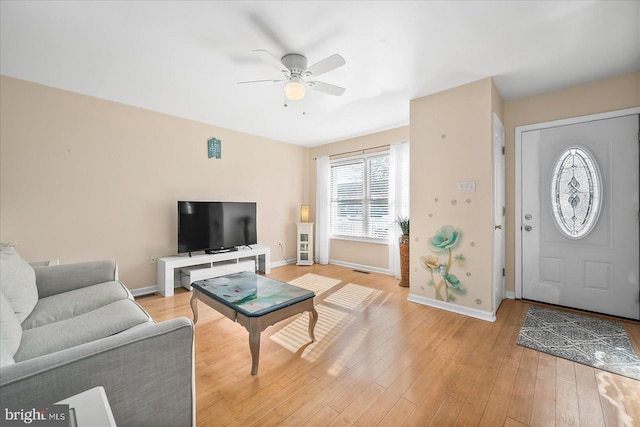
[0, 245, 38, 323]
[14, 299, 152, 362]
[33, 260, 118, 298]
[0, 291, 22, 367]
[21, 281, 131, 330]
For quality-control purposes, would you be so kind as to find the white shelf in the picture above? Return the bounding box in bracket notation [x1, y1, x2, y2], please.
[157, 245, 271, 297]
[180, 259, 255, 289]
[297, 223, 314, 266]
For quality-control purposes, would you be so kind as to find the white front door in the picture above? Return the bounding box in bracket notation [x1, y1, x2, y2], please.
[521, 114, 639, 320]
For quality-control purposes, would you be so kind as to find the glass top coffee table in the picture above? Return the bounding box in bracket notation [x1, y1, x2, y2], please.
[190, 271, 318, 375]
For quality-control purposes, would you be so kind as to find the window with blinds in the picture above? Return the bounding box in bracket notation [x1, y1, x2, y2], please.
[330, 154, 391, 240]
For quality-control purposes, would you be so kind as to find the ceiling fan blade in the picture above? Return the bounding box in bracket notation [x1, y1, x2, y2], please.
[237, 79, 285, 85]
[248, 14, 292, 53]
[253, 49, 289, 74]
[305, 54, 346, 77]
[307, 80, 345, 96]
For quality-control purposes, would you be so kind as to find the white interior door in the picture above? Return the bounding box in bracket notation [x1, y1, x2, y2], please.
[521, 115, 639, 320]
[493, 114, 505, 313]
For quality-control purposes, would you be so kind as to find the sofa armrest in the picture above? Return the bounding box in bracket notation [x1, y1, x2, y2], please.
[34, 260, 118, 298]
[0, 317, 195, 427]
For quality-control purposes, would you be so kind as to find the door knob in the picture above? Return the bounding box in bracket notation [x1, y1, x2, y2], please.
[524, 225, 532, 232]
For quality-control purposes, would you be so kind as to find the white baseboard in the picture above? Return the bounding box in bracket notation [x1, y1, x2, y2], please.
[407, 293, 496, 322]
[328, 259, 391, 275]
[271, 258, 296, 268]
[505, 291, 515, 299]
[131, 285, 160, 297]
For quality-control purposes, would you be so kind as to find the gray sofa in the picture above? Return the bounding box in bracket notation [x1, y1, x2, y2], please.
[0, 245, 195, 426]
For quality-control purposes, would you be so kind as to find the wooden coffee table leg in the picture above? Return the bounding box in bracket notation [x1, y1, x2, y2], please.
[190, 291, 199, 324]
[249, 327, 261, 375]
[308, 307, 318, 342]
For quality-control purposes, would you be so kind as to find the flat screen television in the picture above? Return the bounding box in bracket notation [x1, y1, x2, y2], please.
[178, 201, 257, 254]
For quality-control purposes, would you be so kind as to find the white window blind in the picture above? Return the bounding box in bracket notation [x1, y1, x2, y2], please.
[330, 154, 391, 240]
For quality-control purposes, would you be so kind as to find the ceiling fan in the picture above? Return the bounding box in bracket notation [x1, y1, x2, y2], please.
[238, 50, 346, 102]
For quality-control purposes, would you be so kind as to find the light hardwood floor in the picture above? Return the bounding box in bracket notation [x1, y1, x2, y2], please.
[137, 264, 640, 426]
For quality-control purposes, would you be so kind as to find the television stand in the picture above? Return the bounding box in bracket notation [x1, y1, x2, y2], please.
[157, 245, 271, 297]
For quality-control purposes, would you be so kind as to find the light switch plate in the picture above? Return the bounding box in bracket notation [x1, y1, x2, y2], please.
[458, 180, 476, 192]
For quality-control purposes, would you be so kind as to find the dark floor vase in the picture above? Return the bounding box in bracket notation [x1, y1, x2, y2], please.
[399, 236, 410, 287]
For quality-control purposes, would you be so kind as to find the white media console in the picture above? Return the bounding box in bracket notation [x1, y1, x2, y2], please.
[157, 245, 271, 297]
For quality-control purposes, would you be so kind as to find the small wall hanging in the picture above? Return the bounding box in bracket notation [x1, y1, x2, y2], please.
[208, 138, 221, 159]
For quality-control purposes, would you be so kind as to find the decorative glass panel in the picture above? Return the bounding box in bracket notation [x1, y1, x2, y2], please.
[550, 147, 602, 239]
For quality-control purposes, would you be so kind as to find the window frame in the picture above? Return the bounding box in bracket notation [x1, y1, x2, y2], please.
[329, 151, 391, 243]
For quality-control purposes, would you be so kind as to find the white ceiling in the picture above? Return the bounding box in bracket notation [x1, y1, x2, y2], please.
[1, 1, 639, 147]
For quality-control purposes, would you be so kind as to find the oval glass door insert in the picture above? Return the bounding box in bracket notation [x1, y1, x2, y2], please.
[550, 147, 602, 239]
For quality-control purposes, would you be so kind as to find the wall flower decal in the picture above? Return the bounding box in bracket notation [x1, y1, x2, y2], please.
[421, 255, 439, 271]
[422, 225, 466, 302]
[429, 225, 460, 252]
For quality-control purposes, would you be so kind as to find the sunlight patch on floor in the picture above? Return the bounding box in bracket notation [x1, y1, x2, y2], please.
[271, 277, 386, 374]
[324, 283, 383, 312]
[288, 274, 341, 296]
[269, 305, 355, 363]
[596, 371, 639, 425]
[328, 326, 370, 377]
[368, 293, 396, 315]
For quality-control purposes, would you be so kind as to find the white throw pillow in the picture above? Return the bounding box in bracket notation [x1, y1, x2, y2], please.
[0, 291, 22, 366]
[0, 245, 38, 323]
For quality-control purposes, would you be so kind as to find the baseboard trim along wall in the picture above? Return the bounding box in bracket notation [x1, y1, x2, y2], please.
[136, 258, 390, 297]
[407, 293, 496, 323]
[136, 284, 520, 303]
[328, 259, 391, 276]
[271, 258, 296, 268]
[131, 286, 158, 297]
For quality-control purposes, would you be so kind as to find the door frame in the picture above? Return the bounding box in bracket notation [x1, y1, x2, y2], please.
[492, 113, 506, 314]
[515, 106, 640, 299]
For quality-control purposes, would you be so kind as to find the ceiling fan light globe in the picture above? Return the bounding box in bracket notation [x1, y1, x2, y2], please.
[285, 81, 306, 101]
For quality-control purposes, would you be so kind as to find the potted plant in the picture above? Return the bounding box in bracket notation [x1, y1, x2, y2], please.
[396, 216, 410, 287]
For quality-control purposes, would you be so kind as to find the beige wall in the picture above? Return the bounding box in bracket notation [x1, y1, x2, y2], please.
[410, 78, 502, 316]
[503, 72, 640, 293]
[308, 126, 410, 271]
[4, 71, 637, 295]
[0, 76, 307, 291]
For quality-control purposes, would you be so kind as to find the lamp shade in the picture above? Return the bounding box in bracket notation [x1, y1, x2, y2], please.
[285, 79, 306, 101]
[301, 205, 310, 222]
